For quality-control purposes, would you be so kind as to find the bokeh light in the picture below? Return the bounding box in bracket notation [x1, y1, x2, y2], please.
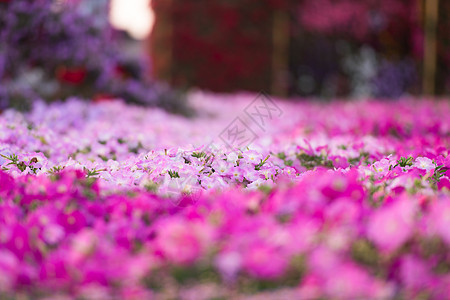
[109, 0, 154, 40]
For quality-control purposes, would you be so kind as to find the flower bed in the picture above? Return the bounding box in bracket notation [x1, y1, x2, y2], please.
[0, 92, 449, 299]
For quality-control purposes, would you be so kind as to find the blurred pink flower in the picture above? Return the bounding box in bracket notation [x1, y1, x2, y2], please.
[156, 218, 213, 265]
[242, 241, 288, 279]
[0, 249, 18, 292]
[400, 255, 433, 293]
[367, 197, 416, 252]
[428, 199, 450, 245]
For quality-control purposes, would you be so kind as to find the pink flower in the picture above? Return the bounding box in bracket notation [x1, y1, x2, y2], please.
[57, 210, 87, 234]
[42, 224, 65, 245]
[324, 197, 361, 226]
[68, 229, 99, 264]
[428, 199, 450, 245]
[2, 224, 30, 260]
[228, 166, 244, 182]
[156, 218, 212, 265]
[282, 166, 297, 179]
[437, 177, 450, 191]
[215, 251, 242, 280]
[242, 242, 288, 279]
[323, 263, 378, 300]
[307, 246, 341, 275]
[367, 197, 416, 252]
[39, 252, 72, 290]
[298, 274, 323, 299]
[0, 171, 14, 196]
[286, 218, 320, 254]
[372, 157, 392, 175]
[242, 150, 263, 165]
[119, 286, 153, 300]
[400, 255, 433, 293]
[0, 249, 18, 292]
[76, 283, 111, 300]
[329, 155, 349, 169]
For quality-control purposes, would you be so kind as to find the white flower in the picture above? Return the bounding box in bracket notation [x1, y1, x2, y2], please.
[414, 157, 435, 171]
[226, 151, 239, 164]
[247, 178, 265, 190]
[214, 161, 230, 175]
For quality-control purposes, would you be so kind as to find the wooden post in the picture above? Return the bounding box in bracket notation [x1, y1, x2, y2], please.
[149, 0, 173, 82]
[423, 0, 439, 95]
[271, 10, 290, 97]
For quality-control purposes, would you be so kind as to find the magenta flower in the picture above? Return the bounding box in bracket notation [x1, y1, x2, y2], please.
[242, 241, 288, 279]
[57, 210, 87, 234]
[39, 252, 72, 290]
[2, 224, 30, 260]
[0, 171, 14, 197]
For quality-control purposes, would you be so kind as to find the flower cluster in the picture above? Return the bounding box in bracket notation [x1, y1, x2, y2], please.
[0, 92, 449, 298]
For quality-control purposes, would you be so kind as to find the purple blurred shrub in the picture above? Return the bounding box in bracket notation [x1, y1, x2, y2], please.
[0, 0, 184, 112]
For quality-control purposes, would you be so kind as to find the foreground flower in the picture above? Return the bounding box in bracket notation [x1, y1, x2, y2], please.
[0, 94, 448, 298]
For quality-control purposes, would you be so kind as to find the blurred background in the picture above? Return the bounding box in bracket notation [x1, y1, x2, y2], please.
[0, 0, 448, 111]
[149, 0, 449, 98]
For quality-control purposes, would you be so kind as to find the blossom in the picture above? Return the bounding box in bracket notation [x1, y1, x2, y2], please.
[400, 255, 433, 293]
[372, 157, 392, 175]
[242, 150, 263, 165]
[414, 157, 435, 172]
[214, 251, 242, 280]
[226, 151, 239, 164]
[242, 242, 288, 279]
[323, 263, 383, 300]
[367, 197, 416, 252]
[428, 199, 450, 245]
[42, 224, 65, 245]
[0, 250, 18, 292]
[156, 218, 213, 265]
